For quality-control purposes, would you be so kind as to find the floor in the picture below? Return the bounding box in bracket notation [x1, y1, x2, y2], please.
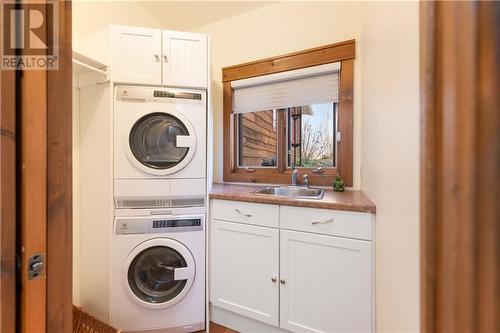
[200, 322, 238, 333]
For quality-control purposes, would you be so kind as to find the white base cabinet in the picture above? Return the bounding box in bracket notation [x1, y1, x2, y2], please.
[211, 220, 279, 326]
[280, 230, 372, 333]
[210, 199, 375, 333]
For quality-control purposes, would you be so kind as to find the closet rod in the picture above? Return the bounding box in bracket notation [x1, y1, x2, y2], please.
[72, 59, 108, 76]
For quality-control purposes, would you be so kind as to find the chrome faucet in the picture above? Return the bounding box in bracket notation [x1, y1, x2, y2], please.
[291, 168, 298, 186]
[303, 174, 309, 188]
[290, 156, 298, 186]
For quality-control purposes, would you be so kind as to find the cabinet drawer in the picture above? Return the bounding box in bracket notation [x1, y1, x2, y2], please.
[211, 200, 279, 228]
[280, 206, 373, 240]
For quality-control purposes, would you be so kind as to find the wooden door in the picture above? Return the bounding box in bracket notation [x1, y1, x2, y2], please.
[162, 30, 208, 88]
[211, 220, 279, 326]
[420, 1, 499, 332]
[111, 25, 162, 85]
[279, 230, 372, 333]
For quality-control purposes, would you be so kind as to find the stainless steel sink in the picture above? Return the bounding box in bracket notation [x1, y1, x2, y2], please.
[254, 186, 325, 199]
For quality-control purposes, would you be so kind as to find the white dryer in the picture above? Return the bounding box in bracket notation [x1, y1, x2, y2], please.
[114, 85, 206, 209]
[111, 209, 205, 332]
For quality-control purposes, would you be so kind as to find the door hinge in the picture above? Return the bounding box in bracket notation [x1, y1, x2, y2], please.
[336, 131, 341, 142]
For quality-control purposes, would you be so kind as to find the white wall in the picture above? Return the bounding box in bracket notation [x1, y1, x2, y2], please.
[73, 0, 163, 63]
[77, 84, 113, 322]
[191, 1, 364, 189]
[361, 2, 420, 332]
[72, 80, 80, 304]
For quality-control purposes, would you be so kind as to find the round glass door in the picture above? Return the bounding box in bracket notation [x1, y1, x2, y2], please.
[128, 246, 188, 304]
[129, 113, 190, 170]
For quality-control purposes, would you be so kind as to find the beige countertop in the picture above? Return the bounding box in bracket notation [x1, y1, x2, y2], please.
[209, 183, 376, 214]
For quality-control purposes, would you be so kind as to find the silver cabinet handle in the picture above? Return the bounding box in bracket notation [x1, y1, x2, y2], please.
[311, 218, 334, 225]
[154, 54, 160, 61]
[280, 278, 286, 285]
[235, 208, 252, 217]
[271, 277, 277, 283]
[163, 54, 168, 62]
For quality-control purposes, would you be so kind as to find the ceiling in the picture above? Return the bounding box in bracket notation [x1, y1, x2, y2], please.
[137, 1, 276, 30]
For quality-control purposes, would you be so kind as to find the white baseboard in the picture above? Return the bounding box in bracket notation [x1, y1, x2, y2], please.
[210, 304, 289, 333]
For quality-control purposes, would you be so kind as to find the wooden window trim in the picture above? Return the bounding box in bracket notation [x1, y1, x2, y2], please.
[223, 39, 355, 186]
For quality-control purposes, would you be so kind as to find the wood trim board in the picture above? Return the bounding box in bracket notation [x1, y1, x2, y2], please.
[46, 2, 73, 332]
[0, 57, 17, 333]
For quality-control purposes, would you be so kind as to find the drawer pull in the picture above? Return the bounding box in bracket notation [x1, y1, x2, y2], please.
[311, 218, 334, 225]
[235, 208, 252, 218]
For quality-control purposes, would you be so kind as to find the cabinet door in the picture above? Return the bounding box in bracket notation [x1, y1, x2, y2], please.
[162, 31, 207, 88]
[111, 26, 161, 85]
[280, 230, 373, 333]
[211, 220, 279, 326]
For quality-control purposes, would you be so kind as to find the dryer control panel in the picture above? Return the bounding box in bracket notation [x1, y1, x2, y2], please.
[115, 85, 206, 105]
[116, 215, 204, 235]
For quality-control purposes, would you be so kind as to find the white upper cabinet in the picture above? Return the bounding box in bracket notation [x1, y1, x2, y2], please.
[111, 25, 162, 85]
[162, 31, 208, 88]
[280, 230, 372, 333]
[110, 25, 208, 88]
[211, 220, 279, 327]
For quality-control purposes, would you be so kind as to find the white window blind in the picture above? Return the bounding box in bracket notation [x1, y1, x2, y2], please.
[232, 62, 340, 114]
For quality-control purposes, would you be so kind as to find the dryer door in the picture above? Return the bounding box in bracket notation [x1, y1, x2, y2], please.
[127, 112, 196, 176]
[123, 238, 195, 309]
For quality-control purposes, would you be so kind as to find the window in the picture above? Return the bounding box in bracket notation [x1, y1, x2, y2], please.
[238, 110, 278, 167]
[223, 40, 354, 186]
[287, 102, 337, 169]
[237, 103, 337, 170]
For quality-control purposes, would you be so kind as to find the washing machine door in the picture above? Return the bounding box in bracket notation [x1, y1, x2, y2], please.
[127, 112, 196, 176]
[123, 238, 195, 309]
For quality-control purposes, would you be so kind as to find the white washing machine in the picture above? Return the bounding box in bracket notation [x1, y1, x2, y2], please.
[111, 208, 205, 332]
[114, 85, 206, 209]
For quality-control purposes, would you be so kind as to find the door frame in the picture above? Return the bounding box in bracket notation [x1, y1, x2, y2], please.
[0, 55, 17, 333]
[46, 1, 73, 332]
[420, 1, 499, 332]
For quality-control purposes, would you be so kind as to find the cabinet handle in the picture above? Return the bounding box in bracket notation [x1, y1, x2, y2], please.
[271, 277, 277, 283]
[163, 54, 168, 62]
[235, 208, 252, 218]
[154, 54, 160, 61]
[280, 278, 286, 285]
[311, 218, 334, 225]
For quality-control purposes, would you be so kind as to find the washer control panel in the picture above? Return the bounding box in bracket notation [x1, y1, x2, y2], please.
[152, 218, 201, 229]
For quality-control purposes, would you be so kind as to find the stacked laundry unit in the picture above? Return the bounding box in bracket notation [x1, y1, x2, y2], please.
[77, 25, 209, 333]
[112, 85, 207, 333]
